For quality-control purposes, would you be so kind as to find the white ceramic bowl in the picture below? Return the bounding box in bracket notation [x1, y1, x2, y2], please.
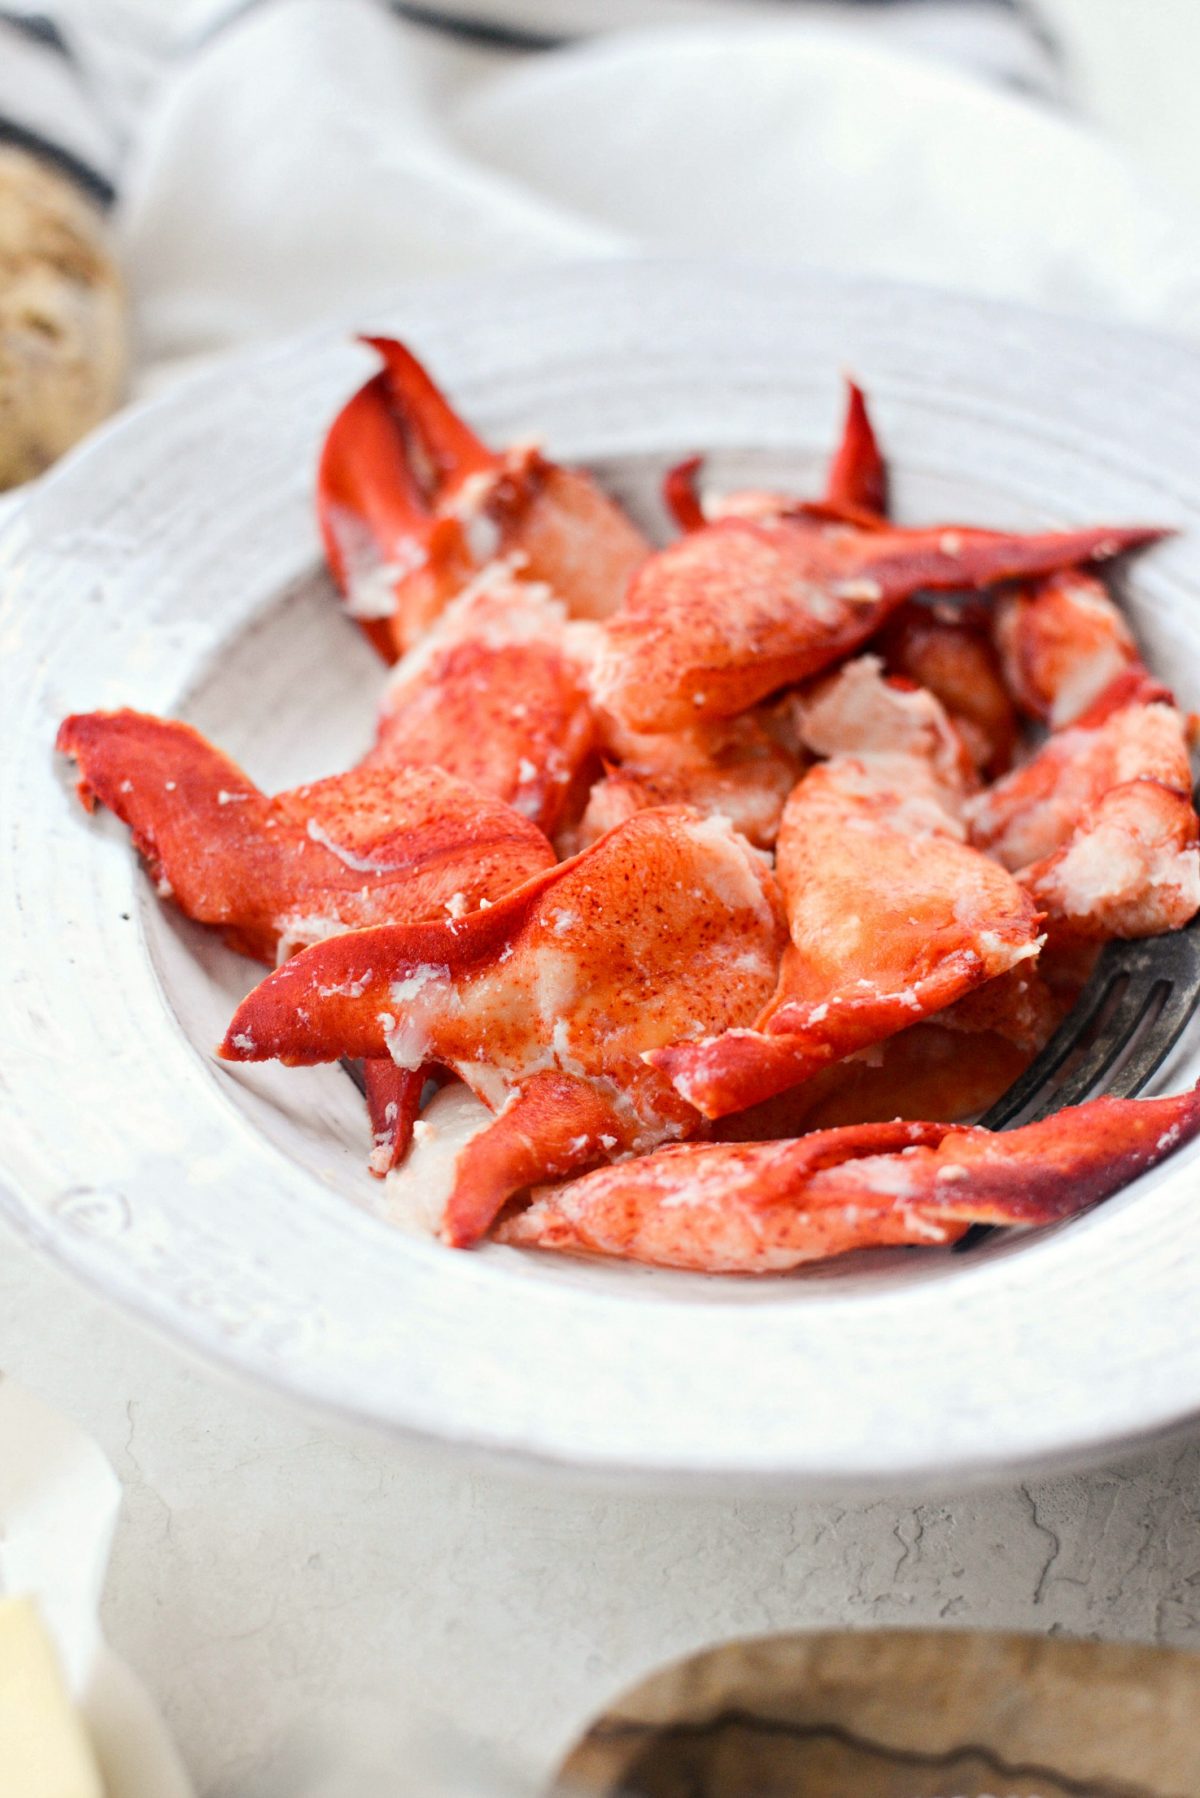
[3, 262, 1200, 1489]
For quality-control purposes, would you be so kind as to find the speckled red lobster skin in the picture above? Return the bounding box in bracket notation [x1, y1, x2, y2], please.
[368, 627, 596, 837]
[56, 709, 555, 962]
[599, 519, 1167, 732]
[317, 336, 649, 659]
[650, 757, 1043, 1119]
[219, 807, 788, 1243]
[497, 1083, 1200, 1272]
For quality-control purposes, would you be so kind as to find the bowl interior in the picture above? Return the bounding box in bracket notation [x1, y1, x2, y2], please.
[140, 441, 1200, 1309]
[11, 263, 1200, 1479]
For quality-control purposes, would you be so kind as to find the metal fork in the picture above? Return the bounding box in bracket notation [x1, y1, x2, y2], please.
[953, 909, 1200, 1250]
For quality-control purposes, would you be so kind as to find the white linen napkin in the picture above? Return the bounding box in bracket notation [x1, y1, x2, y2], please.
[2, 0, 1198, 401]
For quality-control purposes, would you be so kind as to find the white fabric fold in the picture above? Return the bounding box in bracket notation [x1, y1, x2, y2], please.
[114, 0, 1199, 387]
[384, 0, 1063, 93]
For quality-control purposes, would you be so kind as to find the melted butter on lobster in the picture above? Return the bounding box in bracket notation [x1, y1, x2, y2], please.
[651, 657, 1044, 1118]
[219, 806, 787, 1246]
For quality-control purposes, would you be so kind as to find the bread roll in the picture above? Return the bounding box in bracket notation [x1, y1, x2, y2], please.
[0, 145, 125, 488]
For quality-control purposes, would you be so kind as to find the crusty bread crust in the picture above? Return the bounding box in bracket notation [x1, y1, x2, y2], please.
[0, 145, 125, 488]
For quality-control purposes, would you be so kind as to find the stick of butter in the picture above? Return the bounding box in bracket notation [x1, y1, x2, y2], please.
[0, 1595, 104, 1798]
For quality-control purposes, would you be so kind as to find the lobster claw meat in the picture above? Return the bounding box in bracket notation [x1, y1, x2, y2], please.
[364, 574, 597, 837]
[219, 806, 788, 1245]
[317, 360, 477, 661]
[498, 1082, 1200, 1273]
[318, 336, 649, 659]
[58, 708, 559, 1176]
[593, 515, 1167, 734]
[662, 376, 888, 534]
[968, 674, 1200, 940]
[56, 709, 556, 964]
[650, 658, 1042, 1119]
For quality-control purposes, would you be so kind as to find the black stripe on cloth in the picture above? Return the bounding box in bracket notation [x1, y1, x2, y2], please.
[1011, 0, 1061, 69]
[190, 0, 563, 54]
[389, 3, 563, 49]
[385, 0, 1043, 54]
[0, 116, 115, 204]
[0, 9, 76, 55]
[199, 0, 1056, 84]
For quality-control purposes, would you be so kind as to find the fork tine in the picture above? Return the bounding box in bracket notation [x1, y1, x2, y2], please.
[1103, 972, 1200, 1098]
[1024, 976, 1168, 1120]
[980, 911, 1200, 1133]
[1108, 927, 1200, 1093]
[957, 916, 1200, 1253]
[978, 961, 1127, 1130]
[1051, 917, 1200, 1111]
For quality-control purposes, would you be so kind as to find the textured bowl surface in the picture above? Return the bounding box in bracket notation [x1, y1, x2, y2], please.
[4, 262, 1200, 1488]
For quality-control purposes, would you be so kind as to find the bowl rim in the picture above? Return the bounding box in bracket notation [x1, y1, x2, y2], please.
[4, 257, 1200, 1491]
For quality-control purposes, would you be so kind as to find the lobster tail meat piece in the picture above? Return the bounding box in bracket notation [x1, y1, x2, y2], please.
[968, 682, 1200, 939]
[365, 577, 597, 836]
[593, 515, 1167, 732]
[825, 378, 888, 516]
[220, 806, 788, 1242]
[56, 710, 556, 963]
[651, 748, 1043, 1118]
[652, 660, 1039, 1118]
[444, 1071, 630, 1249]
[317, 338, 650, 658]
[498, 1083, 1200, 1272]
[993, 568, 1145, 729]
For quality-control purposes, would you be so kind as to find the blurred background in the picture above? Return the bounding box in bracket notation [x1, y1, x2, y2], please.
[1040, 0, 1200, 213]
[2, 0, 1199, 492]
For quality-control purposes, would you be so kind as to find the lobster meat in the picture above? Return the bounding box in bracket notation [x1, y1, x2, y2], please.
[56, 345, 1200, 1269]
